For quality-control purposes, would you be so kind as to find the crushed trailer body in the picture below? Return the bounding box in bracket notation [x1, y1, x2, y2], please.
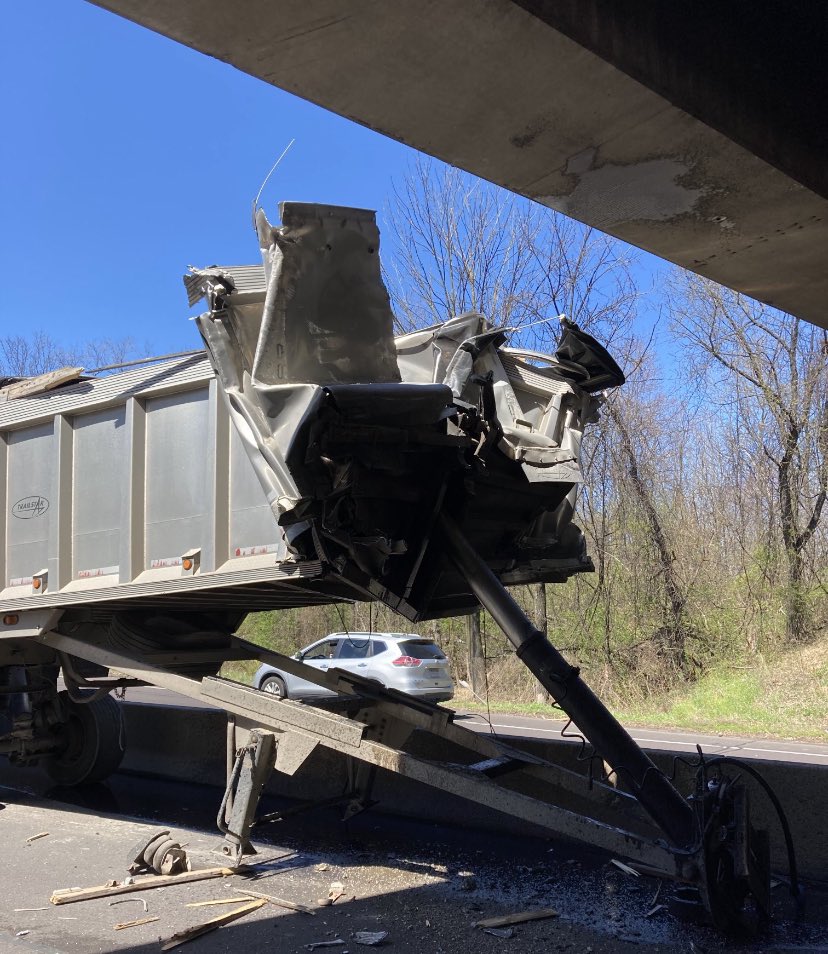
[1, 202, 776, 934]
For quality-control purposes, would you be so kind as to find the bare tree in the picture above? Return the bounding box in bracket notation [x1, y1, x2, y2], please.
[1, 331, 140, 379]
[384, 157, 644, 693]
[671, 274, 828, 643]
[384, 157, 638, 352]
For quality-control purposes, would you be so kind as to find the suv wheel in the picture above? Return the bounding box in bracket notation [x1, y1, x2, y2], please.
[260, 675, 287, 699]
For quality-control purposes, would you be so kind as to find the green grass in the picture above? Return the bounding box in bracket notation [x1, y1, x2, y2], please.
[459, 639, 828, 742]
[224, 621, 828, 743]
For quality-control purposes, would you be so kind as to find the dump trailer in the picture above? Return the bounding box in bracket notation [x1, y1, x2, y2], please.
[0, 203, 778, 933]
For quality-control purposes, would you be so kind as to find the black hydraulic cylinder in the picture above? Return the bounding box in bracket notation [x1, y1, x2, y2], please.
[439, 514, 697, 850]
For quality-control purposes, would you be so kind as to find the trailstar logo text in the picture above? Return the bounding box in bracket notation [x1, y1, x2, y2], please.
[12, 496, 49, 519]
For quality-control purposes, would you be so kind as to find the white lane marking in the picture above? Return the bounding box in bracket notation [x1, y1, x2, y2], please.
[487, 721, 563, 736]
[739, 745, 828, 760]
[488, 721, 717, 749]
[485, 722, 828, 759]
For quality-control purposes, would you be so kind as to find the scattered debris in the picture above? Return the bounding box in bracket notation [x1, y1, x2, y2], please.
[328, 881, 346, 904]
[455, 870, 477, 890]
[483, 927, 515, 939]
[114, 915, 160, 931]
[650, 880, 663, 907]
[187, 897, 256, 908]
[232, 886, 315, 915]
[51, 866, 234, 904]
[474, 909, 558, 929]
[109, 897, 148, 912]
[314, 863, 331, 872]
[25, 832, 49, 844]
[610, 859, 640, 877]
[13, 908, 48, 913]
[128, 829, 189, 876]
[160, 898, 266, 951]
[0, 366, 83, 402]
[646, 904, 667, 918]
[15, 931, 30, 938]
[317, 898, 333, 907]
[354, 930, 389, 946]
[305, 942, 345, 951]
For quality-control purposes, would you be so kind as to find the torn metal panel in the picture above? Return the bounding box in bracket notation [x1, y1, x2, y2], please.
[190, 201, 624, 620]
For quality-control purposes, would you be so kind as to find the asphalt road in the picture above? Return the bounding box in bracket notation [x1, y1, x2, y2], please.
[1, 760, 825, 954]
[120, 685, 828, 766]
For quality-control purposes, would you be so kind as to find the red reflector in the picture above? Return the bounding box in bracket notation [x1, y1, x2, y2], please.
[391, 655, 422, 667]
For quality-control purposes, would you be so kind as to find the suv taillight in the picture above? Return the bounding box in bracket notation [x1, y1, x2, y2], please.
[391, 655, 422, 667]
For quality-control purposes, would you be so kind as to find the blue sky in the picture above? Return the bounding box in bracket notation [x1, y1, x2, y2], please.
[2, 1, 421, 356]
[2, 1, 666, 362]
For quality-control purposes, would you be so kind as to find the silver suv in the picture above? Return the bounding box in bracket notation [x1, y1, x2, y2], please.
[252, 632, 454, 702]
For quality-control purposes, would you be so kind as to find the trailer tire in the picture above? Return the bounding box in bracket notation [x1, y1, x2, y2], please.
[44, 691, 125, 787]
[260, 675, 287, 699]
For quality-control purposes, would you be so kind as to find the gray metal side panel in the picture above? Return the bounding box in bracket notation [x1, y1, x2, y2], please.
[229, 423, 283, 560]
[5, 422, 54, 585]
[72, 406, 127, 578]
[144, 389, 210, 569]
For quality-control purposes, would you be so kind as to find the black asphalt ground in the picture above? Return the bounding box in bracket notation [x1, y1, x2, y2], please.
[1, 762, 826, 954]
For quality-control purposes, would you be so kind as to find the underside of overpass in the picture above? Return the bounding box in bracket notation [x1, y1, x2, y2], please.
[95, 0, 827, 326]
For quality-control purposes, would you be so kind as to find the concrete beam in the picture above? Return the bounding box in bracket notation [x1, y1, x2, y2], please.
[94, 1, 828, 325]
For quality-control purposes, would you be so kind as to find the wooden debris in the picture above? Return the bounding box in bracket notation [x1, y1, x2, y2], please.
[474, 908, 558, 929]
[610, 859, 640, 877]
[114, 915, 160, 931]
[328, 881, 345, 904]
[305, 942, 345, 951]
[26, 832, 49, 844]
[0, 367, 83, 402]
[14, 907, 48, 912]
[186, 897, 256, 908]
[160, 898, 266, 951]
[51, 867, 234, 905]
[645, 904, 666, 918]
[232, 886, 315, 915]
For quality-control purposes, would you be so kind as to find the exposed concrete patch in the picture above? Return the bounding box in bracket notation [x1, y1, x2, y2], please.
[541, 149, 706, 227]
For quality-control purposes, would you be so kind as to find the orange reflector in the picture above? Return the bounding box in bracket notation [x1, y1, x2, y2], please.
[182, 559, 193, 571]
[3, 614, 19, 626]
[32, 578, 42, 590]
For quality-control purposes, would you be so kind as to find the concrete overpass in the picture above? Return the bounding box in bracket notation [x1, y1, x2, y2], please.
[94, 1, 827, 326]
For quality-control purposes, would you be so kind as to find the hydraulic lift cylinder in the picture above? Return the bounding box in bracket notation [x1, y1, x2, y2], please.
[439, 514, 697, 850]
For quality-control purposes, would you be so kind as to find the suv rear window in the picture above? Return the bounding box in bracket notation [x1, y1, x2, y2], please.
[398, 640, 445, 660]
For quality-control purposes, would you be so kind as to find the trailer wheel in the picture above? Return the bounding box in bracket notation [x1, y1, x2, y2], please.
[44, 691, 125, 787]
[260, 676, 287, 699]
